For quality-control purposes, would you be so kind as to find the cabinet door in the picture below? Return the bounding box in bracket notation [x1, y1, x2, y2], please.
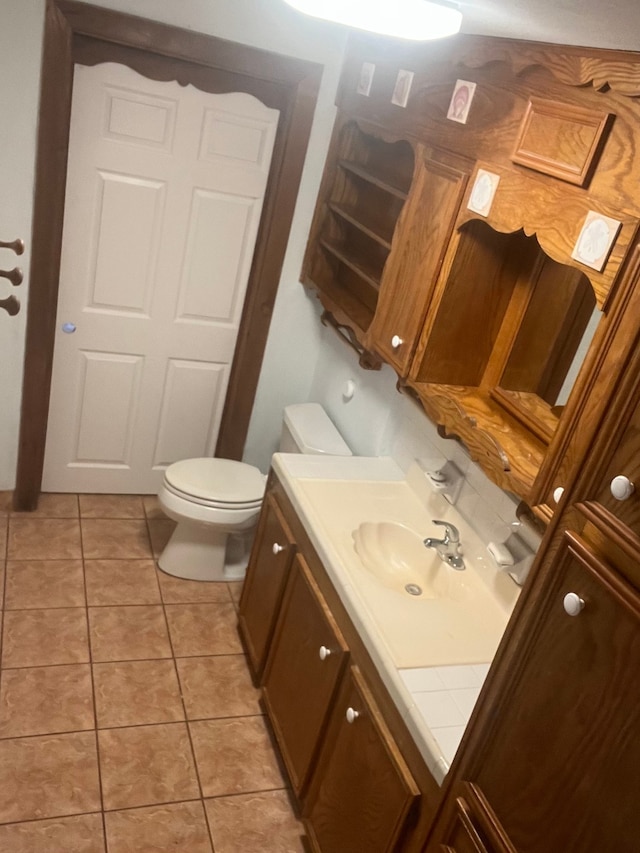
[305, 665, 420, 853]
[367, 156, 467, 376]
[592, 391, 640, 538]
[432, 784, 516, 853]
[262, 554, 349, 795]
[238, 493, 296, 678]
[468, 531, 640, 853]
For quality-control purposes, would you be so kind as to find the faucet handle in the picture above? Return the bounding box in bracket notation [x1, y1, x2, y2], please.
[431, 519, 460, 543]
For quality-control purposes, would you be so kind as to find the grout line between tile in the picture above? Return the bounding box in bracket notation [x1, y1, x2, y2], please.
[80, 512, 108, 850]
[0, 500, 299, 848]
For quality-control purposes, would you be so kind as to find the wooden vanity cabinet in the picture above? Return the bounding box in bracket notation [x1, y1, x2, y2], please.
[304, 664, 420, 853]
[262, 553, 349, 796]
[239, 479, 440, 852]
[238, 492, 297, 679]
[423, 524, 640, 853]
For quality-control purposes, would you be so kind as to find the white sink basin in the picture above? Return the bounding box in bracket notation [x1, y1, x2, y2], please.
[290, 477, 518, 668]
[352, 522, 472, 601]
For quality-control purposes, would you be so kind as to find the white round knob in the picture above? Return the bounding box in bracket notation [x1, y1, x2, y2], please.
[318, 645, 332, 661]
[391, 334, 403, 349]
[563, 592, 585, 616]
[345, 707, 359, 724]
[610, 475, 635, 501]
[552, 487, 564, 504]
[272, 543, 284, 555]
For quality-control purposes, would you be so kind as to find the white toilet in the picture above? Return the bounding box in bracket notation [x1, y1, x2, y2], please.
[157, 403, 352, 581]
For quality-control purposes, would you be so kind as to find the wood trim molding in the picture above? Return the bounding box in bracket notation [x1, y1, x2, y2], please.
[14, 0, 322, 510]
[511, 97, 614, 187]
[458, 39, 640, 97]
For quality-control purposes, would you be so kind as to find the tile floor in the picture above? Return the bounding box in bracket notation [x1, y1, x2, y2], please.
[0, 492, 305, 853]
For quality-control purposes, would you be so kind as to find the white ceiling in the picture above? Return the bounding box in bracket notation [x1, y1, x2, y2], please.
[459, 0, 640, 51]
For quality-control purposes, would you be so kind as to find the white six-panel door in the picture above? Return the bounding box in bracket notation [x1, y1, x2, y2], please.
[42, 63, 279, 493]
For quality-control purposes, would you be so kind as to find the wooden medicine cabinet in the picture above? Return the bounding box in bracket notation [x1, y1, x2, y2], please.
[302, 34, 640, 514]
[408, 218, 603, 497]
[302, 117, 415, 347]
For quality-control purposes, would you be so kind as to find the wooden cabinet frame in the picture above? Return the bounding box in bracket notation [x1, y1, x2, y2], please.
[302, 32, 640, 515]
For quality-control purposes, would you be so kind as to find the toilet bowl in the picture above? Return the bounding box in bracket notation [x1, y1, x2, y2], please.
[158, 458, 267, 581]
[157, 403, 352, 581]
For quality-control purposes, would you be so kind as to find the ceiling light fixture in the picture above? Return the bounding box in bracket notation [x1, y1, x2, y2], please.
[283, 0, 462, 41]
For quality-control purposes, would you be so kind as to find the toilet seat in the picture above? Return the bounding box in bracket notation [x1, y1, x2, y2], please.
[163, 458, 266, 509]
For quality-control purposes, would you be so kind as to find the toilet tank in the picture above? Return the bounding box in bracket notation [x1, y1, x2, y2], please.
[280, 403, 352, 456]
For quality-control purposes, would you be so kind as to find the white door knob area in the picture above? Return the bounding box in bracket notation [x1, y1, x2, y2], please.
[272, 543, 284, 555]
[563, 592, 585, 616]
[610, 475, 635, 501]
[552, 487, 564, 504]
[391, 334, 403, 349]
[345, 707, 360, 724]
[318, 646, 332, 661]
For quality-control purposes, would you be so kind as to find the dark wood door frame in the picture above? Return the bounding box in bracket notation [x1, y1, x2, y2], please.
[14, 0, 322, 510]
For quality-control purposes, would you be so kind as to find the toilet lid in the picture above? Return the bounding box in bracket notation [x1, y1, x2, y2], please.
[164, 458, 266, 504]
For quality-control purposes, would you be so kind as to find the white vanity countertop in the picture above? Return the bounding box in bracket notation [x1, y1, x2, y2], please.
[271, 452, 519, 784]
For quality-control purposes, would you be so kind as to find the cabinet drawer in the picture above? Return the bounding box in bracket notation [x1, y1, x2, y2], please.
[305, 665, 419, 853]
[262, 554, 349, 795]
[238, 493, 296, 678]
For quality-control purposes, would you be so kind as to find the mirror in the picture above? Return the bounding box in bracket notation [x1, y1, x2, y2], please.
[492, 240, 602, 443]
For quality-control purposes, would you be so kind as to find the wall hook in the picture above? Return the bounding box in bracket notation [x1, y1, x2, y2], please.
[0, 295, 20, 316]
[0, 238, 24, 255]
[0, 267, 23, 286]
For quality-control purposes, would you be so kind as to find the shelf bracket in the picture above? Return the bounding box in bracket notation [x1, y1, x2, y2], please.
[320, 310, 382, 371]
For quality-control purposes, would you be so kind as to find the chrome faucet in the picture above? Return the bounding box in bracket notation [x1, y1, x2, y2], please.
[424, 520, 465, 570]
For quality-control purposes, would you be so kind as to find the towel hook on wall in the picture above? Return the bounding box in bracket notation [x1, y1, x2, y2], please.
[0, 238, 24, 255]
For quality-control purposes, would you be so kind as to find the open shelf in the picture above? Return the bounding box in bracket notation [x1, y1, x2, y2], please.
[302, 119, 415, 342]
[338, 159, 410, 200]
[327, 201, 394, 250]
[319, 239, 383, 291]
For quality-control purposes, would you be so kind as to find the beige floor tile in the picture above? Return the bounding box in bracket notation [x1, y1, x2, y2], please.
[3, 608, 89, 668]
[11, 493, 79, 518]
[94, 659, 184, 728]
[81, 519, 152, 559]
[0, 561, 4, 608]
[5, 559, 85, 609]
[0, 664, 94, 738]
[0, 731, 100, 823]
[190, 716, 285, 797]
[148, 519, 176, 558]
[227, 581, 244, 608]
[8, 518, 82, 560]
[79, 495, 145, 519]
[143, 496, 166, 520]
[205, 791, 304, 853]
[89, 605, 171, 662]
[0, 813, 104, 852]
[99, 723, 200, 811]
[0, 520, 6, 561]
[85, 559, 160, 606]
[177, 655, 260, 720]
[156, 569, 232, 604]
[165, 603, 242, 657]
[0, 491, 11, 516]
[105, 801, 212, 853]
